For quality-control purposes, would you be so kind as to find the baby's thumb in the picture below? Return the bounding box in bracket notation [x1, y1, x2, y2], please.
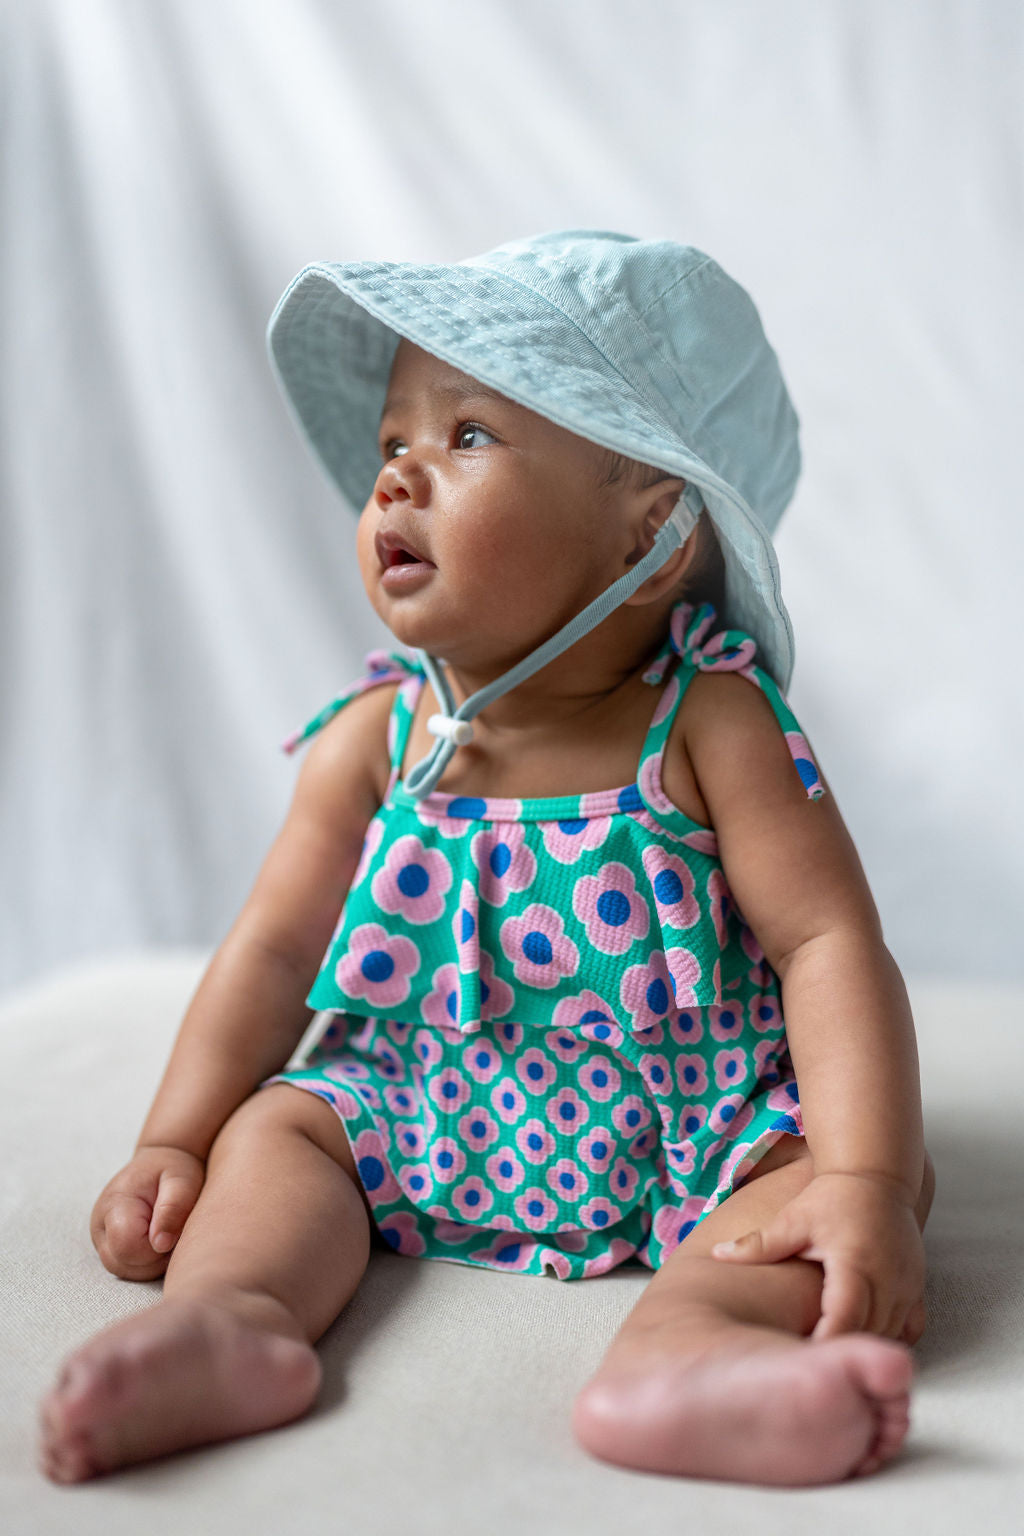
[149, 1168, 201, 1254]
[710, 1218, 801, 1266]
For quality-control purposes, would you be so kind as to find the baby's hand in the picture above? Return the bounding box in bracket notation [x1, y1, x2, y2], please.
[710, 1170, 927, 1345]
[89, 1145, 206, 1280]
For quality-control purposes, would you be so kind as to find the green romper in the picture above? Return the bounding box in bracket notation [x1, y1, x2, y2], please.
[260, 600, 826, 1280]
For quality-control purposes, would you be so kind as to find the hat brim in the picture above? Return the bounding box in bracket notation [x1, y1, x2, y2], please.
[267, 261, 795, 690]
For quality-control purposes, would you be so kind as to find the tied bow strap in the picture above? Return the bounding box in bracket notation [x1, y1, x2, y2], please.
[641, 602, 757, 686]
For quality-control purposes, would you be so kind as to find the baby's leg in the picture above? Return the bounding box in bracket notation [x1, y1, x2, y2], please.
[571, 1138, 936, 1487]
[39, 1084, 373, 1483]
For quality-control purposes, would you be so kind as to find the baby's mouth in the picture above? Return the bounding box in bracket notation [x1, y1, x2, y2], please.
[375, 529, 435, 576]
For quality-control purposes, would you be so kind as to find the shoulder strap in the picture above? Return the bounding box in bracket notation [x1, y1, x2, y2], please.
[280, 648, 423, 757]
[638, 601, 826, 801]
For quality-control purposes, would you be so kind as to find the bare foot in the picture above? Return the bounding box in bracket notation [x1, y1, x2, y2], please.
[571, 1315, 914, 1486]
[38, 1297, 322, 1483]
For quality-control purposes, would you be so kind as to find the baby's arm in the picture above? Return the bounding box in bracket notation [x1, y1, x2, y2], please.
[90, 682, 397, 1281]
[674, 672, 927, 1340]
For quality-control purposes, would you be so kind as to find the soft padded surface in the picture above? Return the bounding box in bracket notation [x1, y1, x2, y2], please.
[3, 953, 1022, 1531]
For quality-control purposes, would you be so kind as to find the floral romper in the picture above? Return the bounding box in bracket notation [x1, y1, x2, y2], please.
[259, 600, 826, 1280]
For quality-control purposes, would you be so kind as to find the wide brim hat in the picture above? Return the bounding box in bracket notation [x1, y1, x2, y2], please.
[266, 228, 801, 690]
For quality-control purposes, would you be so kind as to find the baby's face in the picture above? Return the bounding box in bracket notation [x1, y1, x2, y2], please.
[357, 339, 631, 671]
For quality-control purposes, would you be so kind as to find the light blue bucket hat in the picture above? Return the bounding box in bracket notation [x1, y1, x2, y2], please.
[266, 228, 801, 797]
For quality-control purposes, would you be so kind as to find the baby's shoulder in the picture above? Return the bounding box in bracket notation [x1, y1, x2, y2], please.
[661, 668, 797, 823]
[301, 676, 401, 809]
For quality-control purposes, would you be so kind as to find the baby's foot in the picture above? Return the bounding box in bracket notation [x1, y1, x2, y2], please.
[38, 1297, 322, 1482]
[572, 1318, 913, 1486]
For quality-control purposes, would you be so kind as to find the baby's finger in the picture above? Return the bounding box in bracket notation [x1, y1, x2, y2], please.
[812, 1263, 871, 1340]
[149, 1169, 202, 1253]
[101, 1191, 159, 1265]
[710, 1212, 808, 1267]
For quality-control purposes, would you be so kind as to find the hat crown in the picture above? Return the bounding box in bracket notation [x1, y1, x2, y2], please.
[462, 229, 799, 532]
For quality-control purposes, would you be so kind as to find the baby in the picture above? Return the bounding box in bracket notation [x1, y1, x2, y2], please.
[38, 230, 934, 1487]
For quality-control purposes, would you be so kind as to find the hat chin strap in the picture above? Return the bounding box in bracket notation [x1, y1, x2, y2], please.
[403, 484, 704, 800]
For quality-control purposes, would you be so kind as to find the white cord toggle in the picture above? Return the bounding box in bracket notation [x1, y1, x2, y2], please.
[427, 713, 474, 747]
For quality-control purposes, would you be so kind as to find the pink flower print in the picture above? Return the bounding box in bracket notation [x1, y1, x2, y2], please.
[639, 1051, 673, 1099]
[372, 833, 452, 925]
[750, 992, 783, 1034]
[451, 878, 478, 974]
[573, 861, 651, 956]
[620, 954, 676, 1030]
[676, 1053, 709, 1097]
[433, 1214, 487, 1241]
[452, 1176, 495, 1223]
[472, 821, 536, 906]
[612, 1094, 652, 1140]
[514, 1187, 560, 1230]
[637, 751, 679, 817]
[461, 1034, 503, 1086]
[547, 1157, 589, 1203]
[578, 1054, 622, 1103]
[714, 1046, 749, 1092]
[516, 1117, 556, 1164]
[414, 798, 477, 840]
[500, 903, 580, 988]
[607, 1155, 642, 1206]
[351, 815, 385, 889]
[397, 1158, 433, 1201]
[668, 1008, 704, 1046]
[422, 961, 463, 1032]
[664, 1138, 698, 1181]
[653, 1194, 708, 1256]
[709, 1002, 744, 1042]
[546, 1085, 591, 1138]
[486, 1145, 526, 1192]
[540, 813, 610, 865]
[348, 1126, 404, 1207]
[491, 1075, 527, 1124]
[709, 1092, 747, 1136]
[784, 730, 825, 799]
[411, 1027, 444, 1072]
[651, 670, 681, 727]
[383, 1017, 414, 1049]
[551, 989, 621, 1044]
[470, 1233, 536, 1273]
[393, 1119, 428, 1160]
[478, 948, 515, 1021]
[753, 1038, 782, 1084]
[428, 1135, 467, 1184]
[679, 1103, 708, 1139]
[494, 1019, 525, 1055]
[578, 1125, 617, 1174]
[515, 1045, 558, 1096]
[544, 1024, 590, 1066]
[376, 1208, 428, 1257]
[579, 1197, 623, 1234]
[370, 1039, 405, 1083]
[538, 1248, 574, 1279]
[459, 1103, 500, 1152]
[740, 923, 766, 969]
[383, 1082, 419, 1117]
[428, 1065, 471, 1115]
[642, 845, 700, 930]
[665, 945, 703, 1007]
[336, 922, 420, 1009]
[631, 1019, 666, 1048]
[707, 868, 731, 947]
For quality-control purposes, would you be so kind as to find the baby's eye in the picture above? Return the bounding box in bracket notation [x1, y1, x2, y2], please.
[382, 440, 408, 460]
[456, 422, 496, 449]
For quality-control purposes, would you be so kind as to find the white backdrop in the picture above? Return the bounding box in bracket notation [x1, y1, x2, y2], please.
[2, 0, 1021, 1000]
